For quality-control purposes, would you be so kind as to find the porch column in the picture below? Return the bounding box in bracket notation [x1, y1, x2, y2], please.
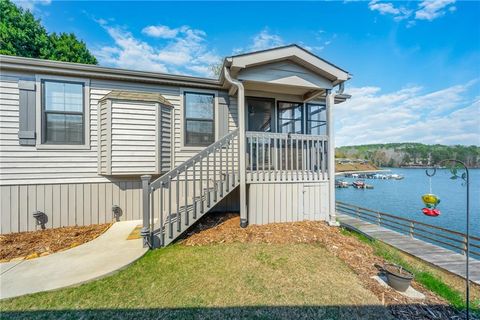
[326, 90, 338, 226]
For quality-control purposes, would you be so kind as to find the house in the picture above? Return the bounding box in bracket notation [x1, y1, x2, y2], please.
[0, 45, 351, 247]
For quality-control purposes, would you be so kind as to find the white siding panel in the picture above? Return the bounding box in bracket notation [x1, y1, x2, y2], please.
[248, 181, 329, 225]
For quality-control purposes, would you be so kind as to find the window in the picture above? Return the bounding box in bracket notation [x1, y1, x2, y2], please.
[306, 103, 327, 135]
[184, 92, 215, 146]
[42, 80, 84, 144]
[277, 101, 303, 134]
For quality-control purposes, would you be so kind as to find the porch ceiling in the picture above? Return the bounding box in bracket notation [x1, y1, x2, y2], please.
[243, 80, 325, 98]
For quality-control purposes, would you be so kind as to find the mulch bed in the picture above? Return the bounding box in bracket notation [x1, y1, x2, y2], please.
[182, 213, 469, 320]
[0, 223, 111, 262]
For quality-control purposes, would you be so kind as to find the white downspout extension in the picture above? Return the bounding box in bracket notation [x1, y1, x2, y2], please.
[224, 67, 248, 227]
[326, 89, 339, 226]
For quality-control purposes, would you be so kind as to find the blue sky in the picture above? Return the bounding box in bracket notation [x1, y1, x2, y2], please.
[15, 0, 480, 146]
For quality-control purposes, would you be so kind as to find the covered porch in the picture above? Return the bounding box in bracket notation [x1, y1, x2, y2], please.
[223, 46, 351, 184]
[222, 45, 351, 226]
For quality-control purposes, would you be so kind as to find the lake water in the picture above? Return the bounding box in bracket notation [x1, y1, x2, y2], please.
[336, 168, 479, 237]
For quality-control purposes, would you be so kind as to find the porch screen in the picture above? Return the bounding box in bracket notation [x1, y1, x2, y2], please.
[184, 92, 215, 146]
[278, 102, 303, 134]
[306, 103, 326, 135]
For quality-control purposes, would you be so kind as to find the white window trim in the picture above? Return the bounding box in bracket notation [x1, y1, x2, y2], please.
[179, 88, 219, 152]
[35, 74, 91, 150]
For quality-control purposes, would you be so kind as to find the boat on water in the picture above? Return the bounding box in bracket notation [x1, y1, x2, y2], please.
[335, 179, 349, 188]
[352, 180, 374, 189]
[388, 174, 404, 180]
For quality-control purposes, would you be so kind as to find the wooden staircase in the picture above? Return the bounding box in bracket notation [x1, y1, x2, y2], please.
[141, 130, 239, 248]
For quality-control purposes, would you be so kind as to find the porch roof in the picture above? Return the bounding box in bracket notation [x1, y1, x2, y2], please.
[223, 44, 351, 85]
[220, 45, 351, 102]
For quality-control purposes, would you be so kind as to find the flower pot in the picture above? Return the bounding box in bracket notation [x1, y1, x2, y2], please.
[383, 264, 414, 292]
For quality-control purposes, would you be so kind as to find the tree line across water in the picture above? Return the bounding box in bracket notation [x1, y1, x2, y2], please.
[336, 143, 480, 168]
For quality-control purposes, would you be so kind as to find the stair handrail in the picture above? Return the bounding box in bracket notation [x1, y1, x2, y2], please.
[149, 129, 239, 191]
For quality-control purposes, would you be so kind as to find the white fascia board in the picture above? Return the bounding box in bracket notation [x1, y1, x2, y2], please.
[229, 46, 350, 82]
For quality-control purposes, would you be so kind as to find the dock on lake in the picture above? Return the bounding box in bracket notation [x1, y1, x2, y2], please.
[336, 202, 480, 285]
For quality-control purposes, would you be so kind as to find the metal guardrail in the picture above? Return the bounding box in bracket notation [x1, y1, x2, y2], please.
[336, 201, 480, 258]
[246, 131, 328, 183]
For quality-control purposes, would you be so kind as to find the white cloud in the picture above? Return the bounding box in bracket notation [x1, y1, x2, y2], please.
[335, 81, 480, 146]
[369, 1, 401, 15]
[250, 29, 284, 51]
[415, 0, 456, 21]
[94, 22, 221, 77]
[368, 0, 411, 20]
[233, 28, 285, 54]
[142, 25, 180, 39]
[366, 0, 456, 25]
[12, 0, 51, 11]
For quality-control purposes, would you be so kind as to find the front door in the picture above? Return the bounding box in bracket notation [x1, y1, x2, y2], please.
[246, 97, 274, 132]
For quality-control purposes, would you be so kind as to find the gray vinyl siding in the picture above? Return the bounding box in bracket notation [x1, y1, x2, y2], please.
[98, 98, 172, 176]
[110, 101, 157, 174]
[0, 73, 233, 185]
[238, 60, 333, 89]
[160, 106, 172, 171]
[0, 76, 107, 185]
[98, 100, 109, 174]
[248, 181, 329, 225]
[172, 91, 238, 167]
[0, 180, 143, 234]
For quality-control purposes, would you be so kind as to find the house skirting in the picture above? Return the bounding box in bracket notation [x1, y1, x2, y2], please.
[0, 180, 240, 234]
[247, 181, 330, 225]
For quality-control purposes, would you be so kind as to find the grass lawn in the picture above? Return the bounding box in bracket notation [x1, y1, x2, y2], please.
[0, 243, 392, 320]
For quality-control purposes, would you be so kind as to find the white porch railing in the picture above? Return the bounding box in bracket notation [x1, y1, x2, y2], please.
[246, 131, 328, 183]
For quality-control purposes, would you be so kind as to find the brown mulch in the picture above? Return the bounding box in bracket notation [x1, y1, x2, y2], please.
[0, 223, 112, 261]
[182, 213, 470, 320]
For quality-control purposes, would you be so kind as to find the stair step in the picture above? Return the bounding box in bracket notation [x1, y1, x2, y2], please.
[154, 180, 239, 246]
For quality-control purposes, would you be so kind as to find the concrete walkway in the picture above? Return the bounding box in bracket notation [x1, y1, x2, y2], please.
[337, 213, 480, 285]
[0, 220, 147, 300]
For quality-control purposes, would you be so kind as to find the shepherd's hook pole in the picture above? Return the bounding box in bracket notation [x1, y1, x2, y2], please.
[426, 159, 469, 319]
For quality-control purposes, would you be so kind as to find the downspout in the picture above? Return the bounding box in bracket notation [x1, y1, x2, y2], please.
[224, 67, 248, 228]
[337, 82, 345, 94]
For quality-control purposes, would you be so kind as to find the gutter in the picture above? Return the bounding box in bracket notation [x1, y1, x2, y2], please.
[0, 55, 223, 90]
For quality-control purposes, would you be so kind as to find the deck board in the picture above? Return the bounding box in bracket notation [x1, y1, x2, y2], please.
[337, 213, 480, 285]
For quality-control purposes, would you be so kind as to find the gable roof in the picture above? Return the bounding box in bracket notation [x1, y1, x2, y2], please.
[224, 44, 350, 85]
